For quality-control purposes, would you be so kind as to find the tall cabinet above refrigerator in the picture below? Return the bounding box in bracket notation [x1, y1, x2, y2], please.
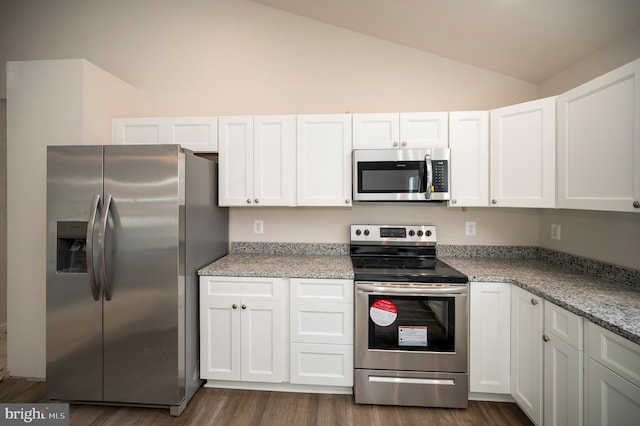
[46, 144, 228, 415]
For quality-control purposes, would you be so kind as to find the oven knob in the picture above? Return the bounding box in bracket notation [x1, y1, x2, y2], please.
[417, 230, 424, 237]
[409, 230, 415, 236]
[355, 229, 361, 236]
[426, 230, 432, 237]
[364, 229, 370, 236]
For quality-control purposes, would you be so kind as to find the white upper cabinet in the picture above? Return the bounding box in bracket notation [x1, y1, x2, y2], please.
[448, 111, 489, 207]
[297, 114, 352, 206]
[113, 117, 218, 152]
[557, 58, 640, 213]
[218, 115, 296, 207]
[353, 112, 448, 149]
[490, 97, 556, 208]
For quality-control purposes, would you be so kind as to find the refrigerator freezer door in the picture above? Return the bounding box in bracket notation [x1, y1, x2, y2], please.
[102, 145, 184, 405]
[46, 145, 104, 401]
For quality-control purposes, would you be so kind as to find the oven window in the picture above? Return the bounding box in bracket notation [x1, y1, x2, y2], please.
[368, 295, 455, 352]
[358, 161, 425, 193]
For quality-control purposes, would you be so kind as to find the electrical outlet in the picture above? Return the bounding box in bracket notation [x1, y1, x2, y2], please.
[254, 220, 264, 235]
[465, 221, 476, 236]
[551, 224, 561, 240]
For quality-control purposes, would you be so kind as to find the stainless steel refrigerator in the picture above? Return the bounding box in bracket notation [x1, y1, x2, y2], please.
[46, 144, 228, 416]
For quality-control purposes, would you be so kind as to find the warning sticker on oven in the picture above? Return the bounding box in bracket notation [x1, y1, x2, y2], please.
[370, 299, 397, 327]
[399, 326, 428, 346]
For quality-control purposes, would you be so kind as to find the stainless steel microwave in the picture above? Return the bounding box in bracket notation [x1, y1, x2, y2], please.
[353, 148, 451, 201]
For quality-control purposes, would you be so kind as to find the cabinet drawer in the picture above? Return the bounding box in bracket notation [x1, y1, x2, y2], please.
[290, 302, 353, 345]
[544, 301, 583, 350]
[290, 278, 353, 303]
[201, 276, 284, 299]
[587, 322, 640, 388]
[290, 343, 353, 386]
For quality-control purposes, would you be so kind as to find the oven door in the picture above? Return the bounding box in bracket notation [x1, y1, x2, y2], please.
[355, 282, 468, 373]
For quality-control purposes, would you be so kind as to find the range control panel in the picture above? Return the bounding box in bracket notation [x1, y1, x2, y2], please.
[350, 224, 437, 244]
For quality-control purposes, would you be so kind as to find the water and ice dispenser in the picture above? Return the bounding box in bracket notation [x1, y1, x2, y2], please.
[56, 221, 88, 273]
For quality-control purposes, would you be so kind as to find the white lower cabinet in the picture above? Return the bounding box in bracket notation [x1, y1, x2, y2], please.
[511, 286, 544, 425]
[543, 301, 584, 426]
[289, 278, 354, 386]
[586, 322, 640, 425]
[200, 276, 286, 383]
[469, 282, 511, 394]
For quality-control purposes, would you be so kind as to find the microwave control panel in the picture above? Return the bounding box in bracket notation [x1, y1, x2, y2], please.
[432, 160, 448, 192]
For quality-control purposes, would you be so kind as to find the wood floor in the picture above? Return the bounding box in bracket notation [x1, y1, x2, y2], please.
[0, 378, 532, 425]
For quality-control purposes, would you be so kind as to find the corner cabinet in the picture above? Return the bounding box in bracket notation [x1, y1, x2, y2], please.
[218, 115, 296, 207]
[511, 286, 544, 425]
[352, 112, 448, 149]
[557, 58, 640, 213]
[289, 278, 354, 386]
[200, 276, 286, 383]
[296, 114, 352, 206]
[113, 117, 218, 152]
[449, 111, 490, 207]
[490, 97, 556, 208]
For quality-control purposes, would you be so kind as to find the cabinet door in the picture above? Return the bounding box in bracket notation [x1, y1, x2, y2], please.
[113, 118, 166, 145]
[241, 299, 285, 383]
[469, 282, 510, 394]
[511, 286, 544, 425]
[399, 112, 449, 149]
[586, 358, 640, 426]
[557, 58, 640, 213]
[544, 334, 583, 426]
[200, 296, 241, 381]
[166, 117, 218, 152]
[253, 115, 296, 206]
[448, 111, 489, 207]
[218, 116, 254, 206]
[352, 113, 399, 149]
[297, 114, 352, 206]
[490, 97, 556, 208]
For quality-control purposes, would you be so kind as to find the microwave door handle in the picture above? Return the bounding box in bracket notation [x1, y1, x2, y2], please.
[425, 154, 433, 199]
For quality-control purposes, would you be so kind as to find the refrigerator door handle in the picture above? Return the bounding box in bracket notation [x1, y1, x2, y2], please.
[86, 194, 101, 301]
[99, 194, 113, 301]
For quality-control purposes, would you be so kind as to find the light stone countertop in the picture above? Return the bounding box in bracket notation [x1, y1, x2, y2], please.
[198, 254, 354, 280]
[443, 257, 640, 345]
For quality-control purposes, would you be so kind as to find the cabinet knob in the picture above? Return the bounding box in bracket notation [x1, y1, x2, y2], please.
[530, 298, 539, 306]
[491, 199, 497, 205]
[401, 141, 407, 147]
[393, 141, 399, 147]
[254, 199, 259, 204]
[246, 199, 251, 204]
[345, 199, 350, 204]
[241, 304, 247, 310]
[633, 201, 640, 208]
[542, 334, 550, 342]
[451, 199, 457, 204]
[232, 304, 238, 309]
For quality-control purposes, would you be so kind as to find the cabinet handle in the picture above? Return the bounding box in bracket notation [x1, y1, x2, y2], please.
[232, 304, 238, 309]
[393, 141, 399, 147]
[241, 304, 247, 310]
[543, 334, 550, 342]
[401, 141, 407, 147]
[530, 298, 539, 305]
[634, 201, 640, 208]
[491, 199, 497, 205]
[246, 199, 251, 204]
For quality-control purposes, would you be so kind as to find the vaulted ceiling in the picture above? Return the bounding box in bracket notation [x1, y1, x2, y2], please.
[250, 0, 640, 83]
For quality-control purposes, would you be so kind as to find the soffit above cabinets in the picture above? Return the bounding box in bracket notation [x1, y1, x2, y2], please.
[250, 0, 640, 84]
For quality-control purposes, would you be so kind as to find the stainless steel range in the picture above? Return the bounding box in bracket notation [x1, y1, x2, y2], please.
[351, 224, 469, 408]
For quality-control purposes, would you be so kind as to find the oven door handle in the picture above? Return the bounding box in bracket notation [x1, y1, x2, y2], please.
[356, 283, 467, 295]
